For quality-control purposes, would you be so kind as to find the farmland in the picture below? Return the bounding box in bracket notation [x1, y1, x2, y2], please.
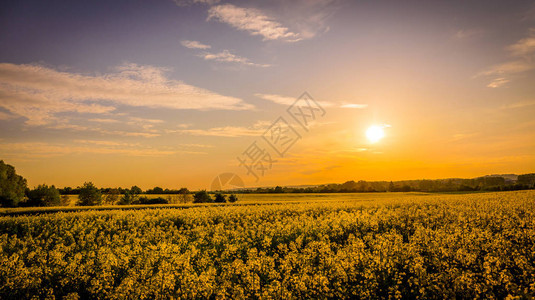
[1, 191, 534, 299]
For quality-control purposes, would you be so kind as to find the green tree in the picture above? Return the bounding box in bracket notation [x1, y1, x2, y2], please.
[130, 185, 143, 195]
[26, 184, 60, 207]
[0, 160, 27, 207]
[118, 191, 135, 205]
[193, 190, 212, 203]
[103, 188, 120, 205]
[178, 187, 190, 203]
[214, 193, 226, 203]
[228, 194, 238, 203]
[77, 182, 102, 206]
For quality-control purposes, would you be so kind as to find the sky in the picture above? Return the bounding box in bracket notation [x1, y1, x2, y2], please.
[1, 0, 534, 190]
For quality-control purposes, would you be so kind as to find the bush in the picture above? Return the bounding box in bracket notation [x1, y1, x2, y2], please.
[228, 194, 238, 203]
[77, 182, 102, 206]
[26, 184, 61, 207]
[193, 190, 213, 203]
[214, 193, 226, 203]
[118, 191, 136, 205]
[134, 196, 168, 205]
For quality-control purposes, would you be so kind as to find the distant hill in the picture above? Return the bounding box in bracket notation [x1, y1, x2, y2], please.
[481, 174, 518, 181]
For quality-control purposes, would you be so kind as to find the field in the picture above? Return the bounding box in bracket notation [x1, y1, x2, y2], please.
[1, 191, 534, 299]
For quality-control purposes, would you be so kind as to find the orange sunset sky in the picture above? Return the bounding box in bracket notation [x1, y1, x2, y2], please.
[1, 0, 534, 189]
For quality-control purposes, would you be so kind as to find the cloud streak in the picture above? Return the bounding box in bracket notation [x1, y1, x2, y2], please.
[181, 40, 211, 49]
[0, 141, 205, 159]
[478, 28, 535, 87]
[200, 50, 271, 67]
[255, 93, 367, 109]
[207, 4, 301, 41]
[0, 62, 252, 125]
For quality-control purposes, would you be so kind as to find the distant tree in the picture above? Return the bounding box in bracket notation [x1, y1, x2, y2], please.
[147, 187, 164, 194]
[26, 184, 61, 207]
[103, 188, 120, 205]
[178, 188, 190, 203]
[135, 196, 168, 205]
[400, 185, 411, 192]
[388, 181, 395, 192]
[77, 182, 102, 206]
[518, 173, 535, 188]
[118, 191, 136, 205]
[193, 190, 212, 203]
[0, 160, 27, 207]
[228, 194, 238, 203]
[214, 193, 226, 203]
[130, 185, 143, 195]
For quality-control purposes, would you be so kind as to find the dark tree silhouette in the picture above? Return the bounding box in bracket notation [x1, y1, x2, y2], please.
[193, 190, 213, 203]
[77, 182, 102, 206]
[0, 160, 27, 207]
[26, 184, 61, 207]
[228, 194, 238, 203]
[214, 193, 226, 203]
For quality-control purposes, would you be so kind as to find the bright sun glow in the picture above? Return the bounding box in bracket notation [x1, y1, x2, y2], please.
[366, 125, 385, 143]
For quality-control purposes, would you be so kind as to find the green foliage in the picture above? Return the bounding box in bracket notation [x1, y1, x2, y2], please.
[518, 173, 535, 187]
[0, 160, 27, 207]
[0, 191, 534, 298]
[214, 193, 226, 203]
[134, 196, 168, 205]
[228, 194, 238, 203]
[26, 184, 61, 207]
[76, 182, 102, 206]
[103, 188, 120, 205]
[193, 190, 212, 203]
[146, 187, 164, 194]
[130, 185, 143, 195]
[118, 191, 136, 205]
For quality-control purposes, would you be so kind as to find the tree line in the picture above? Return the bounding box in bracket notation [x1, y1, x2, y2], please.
[2, 159, 534, 207]
[237, 175, 535, 194]
[0, 160, 238, 207]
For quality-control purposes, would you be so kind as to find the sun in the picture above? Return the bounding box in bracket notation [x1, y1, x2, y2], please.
[366, 125, 385, 143]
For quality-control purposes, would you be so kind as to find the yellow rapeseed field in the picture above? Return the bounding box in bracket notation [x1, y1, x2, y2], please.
[1, 191, 534, 299]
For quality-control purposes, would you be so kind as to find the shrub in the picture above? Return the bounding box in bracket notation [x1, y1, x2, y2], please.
[214, 193, 226, 203]
[228, 194, 238, 202]
[193, 190, 212, 203]
[134, 196, 168, 205]
[26, 184, 61, 207]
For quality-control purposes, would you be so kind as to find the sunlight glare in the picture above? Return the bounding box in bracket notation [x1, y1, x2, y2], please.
[366, 125, 385, 143]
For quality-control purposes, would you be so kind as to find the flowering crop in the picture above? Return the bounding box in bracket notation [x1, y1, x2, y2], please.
[1, 191, 534, 299]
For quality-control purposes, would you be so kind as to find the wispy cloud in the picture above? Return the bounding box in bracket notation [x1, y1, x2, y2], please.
[0, 110, 15, 120]
[507, 29, 535, 56]
[487, 77, 510, 88]
[0, 141, 205, 159]
[181, 40, 211, 49]
[255, 93, 366, 109]
[453, 28, 484, 39]
[207, 4, 301, 42]
[200, 50, 271, 67]
[255, 93, 333, 107]
[174, 0, 219, 6]
[88, 118, 120, 123]
[339, 103, 368, 109]
[478, 28, 535, 87]
[0, 62, 253, 125]
[174, 120, 269, 137]
[500, 100, 535, 109]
